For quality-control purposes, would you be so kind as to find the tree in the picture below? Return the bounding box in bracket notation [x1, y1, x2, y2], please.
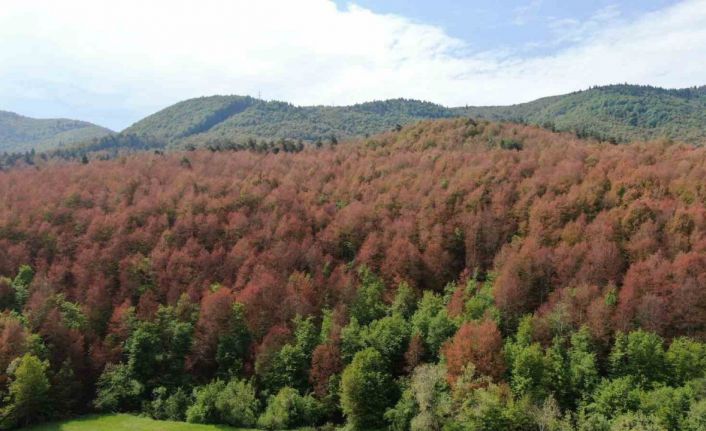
[610, 412, 666, 431]
[309, 342, 342, 398]
[94, 363, 143, 412]
[350, 266, 387, 325]
[340, 348, 397, 430]
[567, 327, 599, 406]
[186, 378, 259, 427]
[391, 281, 417, 319]
[587, 377, 641, 420]
[684, 399, 706, 431]
[363, 313, 411, 371]
[443, 320, 505, 384]
[509, 342, 546, 399]
[411, 291, 456, 360]
[257, 387, 324, 430]
[665, 337, 706, 386]
[408, 364, 452, 431]
[1, 354, 51, 428]
[258, 316, 317, 396]
[11, 265, 34, 310]
[610, 330, 667, 386]
[215, 302, 251, 378]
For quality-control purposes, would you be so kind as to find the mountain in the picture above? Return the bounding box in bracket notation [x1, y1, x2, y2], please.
[120, 84, 706, 150]
[123, 95, 457, 147]
[0, 110, 113, 153]
[462, 84, 706, 143]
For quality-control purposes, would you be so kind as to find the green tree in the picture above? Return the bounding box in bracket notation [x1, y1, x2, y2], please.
[186, 378, 259, 427]
[258, 316, 318, 395]
[568, 327, 599, 405]
[94, 363, 144, 412]
[350, 266, 387, 325]
[588, 377, 641, 420]
[684, 399, 706, 431]
[11, 265, 34, 310]
[510, 343, 546, 400]
[610, 331, 667, 387]
[610, 412, 666, 431]
[215, 302, 251, 377]
[666, 337, 706, 386]
[148, 386, 191, 421]
[1, 354, 51, 428]
[363, 314, 411, 370]
[340, 348, 397, 430]
[215, 378, 260, 427]
[391, 281, 417, 319]
[257, 386, 323, 430]
[638, 386, 692, 430]
[408, 364, 452, 431]
[125, 306, 193, 391]
[410, 291, 456, 359]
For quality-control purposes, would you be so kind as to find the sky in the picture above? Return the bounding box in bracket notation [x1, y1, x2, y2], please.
[0, 0, 704, 131]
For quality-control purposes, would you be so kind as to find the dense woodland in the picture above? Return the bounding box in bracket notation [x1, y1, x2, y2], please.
[2, 119, 706, 430]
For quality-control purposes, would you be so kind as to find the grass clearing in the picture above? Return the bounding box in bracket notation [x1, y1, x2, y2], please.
[20, 414, 257, 431]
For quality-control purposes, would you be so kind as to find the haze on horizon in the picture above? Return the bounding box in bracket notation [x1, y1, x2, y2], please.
[1, 0, 705, 130]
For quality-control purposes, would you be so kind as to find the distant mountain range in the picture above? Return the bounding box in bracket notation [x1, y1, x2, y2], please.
[119, 84, 706, 148]
[0, 110, 113, 153]
[2, 84, 705, 154]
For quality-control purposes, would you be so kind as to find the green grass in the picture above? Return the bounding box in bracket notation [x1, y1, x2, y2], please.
[20, 414, 257, 431]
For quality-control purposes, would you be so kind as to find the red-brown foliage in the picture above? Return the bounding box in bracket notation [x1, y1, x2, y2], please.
[0, 118, 706, 379]
[442, 319, 505, 384]
[310, 342, 343, 397]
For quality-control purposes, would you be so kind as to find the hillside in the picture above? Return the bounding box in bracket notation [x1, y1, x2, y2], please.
[463, 84, 706, 143]
[2, 119, 706, 430]
[116, 84, 706, 152]
[0, 111, 113, 153]
[123, 95, 456, 147]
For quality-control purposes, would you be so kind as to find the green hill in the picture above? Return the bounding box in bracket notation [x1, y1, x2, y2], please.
[0, 110, 113, 153]
[120, 85, 706, 150]
[123, 96, 456, 147]
[462, 84, 706, 143]
[37, 84, 706, 157]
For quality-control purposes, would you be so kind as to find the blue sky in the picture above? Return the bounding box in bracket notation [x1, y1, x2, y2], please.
[338, 1, 680, 55]
[0, 0, 704, 130]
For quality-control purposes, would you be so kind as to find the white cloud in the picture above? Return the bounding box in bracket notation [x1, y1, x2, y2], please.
[0, 0, 705, 130]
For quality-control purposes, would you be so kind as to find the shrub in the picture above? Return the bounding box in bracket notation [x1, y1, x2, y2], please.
[257, 386, 324, 430]
[186, 378, 259, 427]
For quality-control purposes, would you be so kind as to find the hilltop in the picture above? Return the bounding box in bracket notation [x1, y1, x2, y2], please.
[123, 95, 456, 146]
[0, 110, 113, 153]
[464, 84, 706, 143]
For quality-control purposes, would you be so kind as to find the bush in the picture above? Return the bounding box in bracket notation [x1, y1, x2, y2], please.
[94, 363, 144, 412]
[257, 386, 324, 430]
[148, 386, 191, 421]
[186, 378, 259, 427]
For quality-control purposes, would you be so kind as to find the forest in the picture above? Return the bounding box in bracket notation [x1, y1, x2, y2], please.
[1, 118, 706, 430]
